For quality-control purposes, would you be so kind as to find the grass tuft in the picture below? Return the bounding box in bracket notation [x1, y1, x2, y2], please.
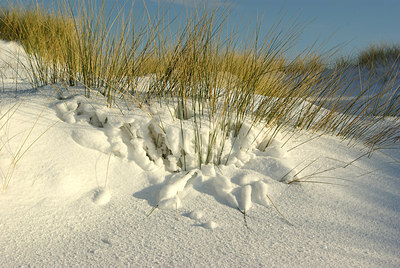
[357, 43, 400, 70]
[0, 0, 399, 172]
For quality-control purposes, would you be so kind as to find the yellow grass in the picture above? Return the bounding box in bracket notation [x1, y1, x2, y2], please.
[0, 0, 398, 164]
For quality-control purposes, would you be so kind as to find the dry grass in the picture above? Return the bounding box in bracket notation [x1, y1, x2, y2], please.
[357, 43, 400, 69]
[0, 2, 78, 85]
[0, 0, 399, 169]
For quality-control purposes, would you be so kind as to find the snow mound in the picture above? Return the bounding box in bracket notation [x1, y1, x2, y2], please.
[203, 221, 218, 229]
[52, 94, 297, 213]
[0, 76, 399, 266]
[93, 188, 111, 206]
[0, 40, 31, 81]
[188, 210, 204, 220]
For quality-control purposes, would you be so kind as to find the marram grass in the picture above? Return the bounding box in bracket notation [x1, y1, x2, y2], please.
[0, 0, 399, 170]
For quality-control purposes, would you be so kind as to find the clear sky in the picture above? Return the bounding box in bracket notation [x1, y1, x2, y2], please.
[145, 0, 400, 57]
[230, 0, 400, 57]
[2, 0, 399, 57]
[147, 0, 400, 57]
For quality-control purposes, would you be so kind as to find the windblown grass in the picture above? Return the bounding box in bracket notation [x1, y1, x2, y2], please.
[333, 43, 400, 71]
[357, 43, 400, 69]
[0, 2, 78, 86]
[0, 0, 399, 171]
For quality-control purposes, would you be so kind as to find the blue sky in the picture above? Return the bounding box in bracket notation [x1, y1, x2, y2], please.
[146, 0, 400, 57]
[234, 0, 400, 56]
[2, 0, 399, 57]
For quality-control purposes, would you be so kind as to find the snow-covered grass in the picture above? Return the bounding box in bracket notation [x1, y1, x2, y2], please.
[0, 1, 399, 266]
[3, 1, 398, 159]
[0, 77, 399, 266]
[0, 0, 398, 196]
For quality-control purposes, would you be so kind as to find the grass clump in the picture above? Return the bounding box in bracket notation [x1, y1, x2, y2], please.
[357, 43, 400, 69]
[0, 0, 399, 171]
[0, 2, 78, 85]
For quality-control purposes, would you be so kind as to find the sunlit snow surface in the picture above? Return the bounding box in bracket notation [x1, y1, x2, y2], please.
[0, 40, 399, 267]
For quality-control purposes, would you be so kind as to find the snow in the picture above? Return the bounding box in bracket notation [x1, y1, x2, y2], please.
[189, 210, 204, 220]
[93, 188, 112, 206]
[0, 40, 399, 267]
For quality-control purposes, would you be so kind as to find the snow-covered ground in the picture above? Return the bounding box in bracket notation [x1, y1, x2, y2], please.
[0, 40, 399, 267]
